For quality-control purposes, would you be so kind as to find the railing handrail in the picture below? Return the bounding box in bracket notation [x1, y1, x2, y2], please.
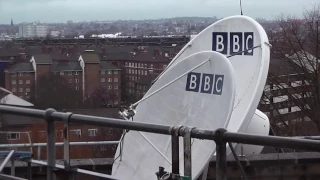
[1, 105, 320, 152]
[2, 104, 320, 180]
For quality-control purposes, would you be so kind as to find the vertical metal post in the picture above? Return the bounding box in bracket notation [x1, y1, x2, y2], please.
[63, 113, 72, 169]
[215, 129, 227, 180]
[27, 161, 32, 180]
[171, 126, 181, 180]
[183, 127, 192, 178]
[37, 146, 42, 172]
[45, 108, 57, 180]
[11, 158, 15, 176]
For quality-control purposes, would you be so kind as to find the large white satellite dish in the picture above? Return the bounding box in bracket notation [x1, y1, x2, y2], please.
[112, 51, 236, 179]
[158, 15, 270, 137]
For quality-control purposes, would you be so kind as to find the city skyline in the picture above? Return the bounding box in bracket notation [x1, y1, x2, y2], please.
[0, 0, 318, 24]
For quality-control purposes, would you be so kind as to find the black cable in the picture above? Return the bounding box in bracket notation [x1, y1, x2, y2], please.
[240, 0, 243, 15]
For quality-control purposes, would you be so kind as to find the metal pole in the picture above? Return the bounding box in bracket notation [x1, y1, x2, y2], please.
[10, 158, 15, 176]
[0, 150, 15, 172]
[27, 161, 32, 180]
[228, 142, 247, 180]
[45, 108, 57, 180]
[0, 141, 119, 148]
[183, 127, 192, 178]
[215, 129, 227, 180]
[171, 126, 181, 180]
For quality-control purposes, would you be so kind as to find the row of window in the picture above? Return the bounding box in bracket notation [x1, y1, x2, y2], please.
[101, 77, 118, 83]
[12, 79, 31, 85]
[11, 72, 31, 77]
[125, 62, 153, 68]
[127, 69, 148, 75]
[12, 87, 30, 93]
[6, 129, 99, 140]
[102, 85, 119, 90]
[54, 71, 80, 76]
[101, 70, 118, 75]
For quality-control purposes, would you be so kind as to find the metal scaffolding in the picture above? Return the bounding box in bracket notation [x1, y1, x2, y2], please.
[1, 104, 320, 180]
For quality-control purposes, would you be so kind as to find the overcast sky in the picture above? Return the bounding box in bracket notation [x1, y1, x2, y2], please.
[0, 0, 318, 24]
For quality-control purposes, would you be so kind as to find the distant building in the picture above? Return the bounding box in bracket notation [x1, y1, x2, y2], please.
[18, 23, 48, 38]
[4, 52, 122, 106]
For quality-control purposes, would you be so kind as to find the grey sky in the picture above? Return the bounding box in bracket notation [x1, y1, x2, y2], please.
[0, 0, 318, 24]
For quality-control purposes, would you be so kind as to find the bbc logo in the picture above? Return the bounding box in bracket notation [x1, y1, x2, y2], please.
[185, 72, 224, 95]
[212, 32, 254, 56]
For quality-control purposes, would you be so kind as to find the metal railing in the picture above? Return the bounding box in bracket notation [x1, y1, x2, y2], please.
[1, 105, 320, 180]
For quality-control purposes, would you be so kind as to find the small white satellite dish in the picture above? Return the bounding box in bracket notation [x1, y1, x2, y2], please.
[158, 15, 270, 139]
[233, 109, 270, 155]
[112, 51, 236, 180]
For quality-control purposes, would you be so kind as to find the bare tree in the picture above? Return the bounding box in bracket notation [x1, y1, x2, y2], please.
[261, 5, 320, 136]
[91, 86, 118, 108]
[33, 74, 84, 109]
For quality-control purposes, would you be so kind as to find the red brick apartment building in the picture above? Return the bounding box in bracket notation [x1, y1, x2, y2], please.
[0, 108, 122, 160]
[4, 52, 122, 106]
[104, 46, 179, 100]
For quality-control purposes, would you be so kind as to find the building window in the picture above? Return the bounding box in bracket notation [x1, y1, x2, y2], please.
[75, 79, 79, 83]
[101, 71, 105, 75]
[144, 64, 147, 68]
[60, 71, 64, 75]
[26, 80, 30, 84]
[129, 63, 131, 67]
[26, 72, 30, 76]
[68, 79, 72, 83]
[108, 78, 112, 82]
[12, 80, 16, 84]
[7, 133, 20, 140]
[70, 129, 81, 137]
[114, 78, 118, 82]
[100, 145, 107, 151]
[11, 73, 16, 77]
[145, 71, 147, 75]
[135, 70, 137, 74]
[75, 86, 79, 90]
[19, 72, 23, 76]
[151, 64, 154, 68]
[114, 70, 118, 74]
[101, 78, 105, 82]
[108, 70, 112, 74]
[12, 88, 16, 92]
[19, 80, 23, 84]
[125, 62, 128, 67]
[108, 86, 112, 89]
[56, 130, 63, 138]
[26, 88, 30, 93]
[19, 88, 23, 92]
[75, 71, 79, 75]
[68, 71, 72, 76]
[138, 70, 140, 75]
[88, 129, 97, 136]
[26, 96, 30, 99]
[129, 69, 131, 74]
[114, 85, 118, 89]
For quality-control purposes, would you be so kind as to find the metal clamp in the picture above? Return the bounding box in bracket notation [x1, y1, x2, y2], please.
[62, 112, 72, 170]
[180, 127, 195, 178]
[170, 126, 183, 179]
